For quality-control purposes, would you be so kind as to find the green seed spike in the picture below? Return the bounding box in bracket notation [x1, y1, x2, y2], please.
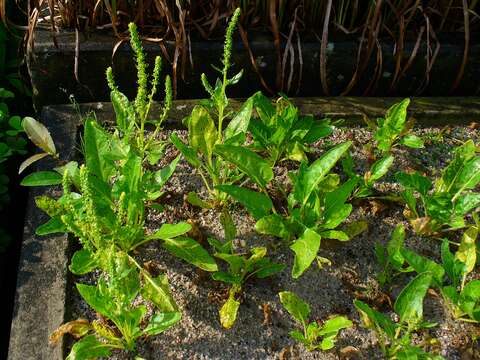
[222, 8, 241, 75]
[128, 22, 148, 121]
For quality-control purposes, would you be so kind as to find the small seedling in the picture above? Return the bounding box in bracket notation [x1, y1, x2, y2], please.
[355, 271, 444, 359]
[279, 291, 352, 351]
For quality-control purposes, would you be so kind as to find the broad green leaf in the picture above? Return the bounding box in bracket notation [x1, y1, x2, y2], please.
[394, 272, 433, 324]
[455, 193, 480, 216]
[455, 226, 478, 276]
[216, 185, 273, 220]
[220, 208, 236, 242]
[459, 280, 480, 320]
[279, 291, 310, 325]
[22, 117, 56, 155]
[452, 157, 480, 198]
[149, 222, 192, 240]
[141, 273, 178, 313]
[253, 91, 276, 125]
[318, 316, 352, 350]
[18, 152, 49, 174]
[162, 236, 218, 272]
[395, 171, 432, 196]
[65, 335, 112, 360]
[303, 119, 334, 143]
[318, 230, 349, 241]
[295, 142, 352, 206]
[401, 248, 444, 284]
[219, 294, 240, 329]
[214, 144, 273, 188]
[322, 203, 352, 230]
[343, 220, 369, 239]
[366, 154, 394, 186]
[84, 119, 113, 181]
[323, 177, 359, 222]
[441, 240, 464, 287]
[255, 214, 291, 239]
[255, 260, 286, 278]
[170, 133, 201, 168]
[354, 300, 397, 338]
[387, 224, 406, 269]
[214, 253, 245, 276]
[143, 312, 181, 336]
[21, 171, 62, 186]
[76, 283, 114, 320]
[436, 140, 476, 193]
[154, 155, 180, 188]
[187, 105, 217, 159]
[224, 97, 253, 139]
[400, 134, 424, 148]
[186, 191, 213, 209]
[36, 216, 67, 235]
[290, 229, 321, 278]
[69, 249, 98, 275]
[374, 98, 410, 152]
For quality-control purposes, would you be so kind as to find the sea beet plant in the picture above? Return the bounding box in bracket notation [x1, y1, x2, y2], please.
[396, 140, 480, 235]
[171, 8, 272, 210]
[279, 291, 352, 351]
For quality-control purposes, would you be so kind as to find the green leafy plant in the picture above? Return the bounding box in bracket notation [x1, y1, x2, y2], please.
[208, 227, 284, 328]
[342, 151, 395, 198]
[367, 98, 424, 154]
[20, 23, 219, 356]
[396, 139, 480, 235]
[171, 8, 264, 208]
[50, 250, 181, 358]
[378, 222, 480, 323]
[248, 92, 333, 165]
[279, 291, 352, 351]
[354, 272, 443, 359]
[254, 141, 367, 278]
[106, 22, 172, 164]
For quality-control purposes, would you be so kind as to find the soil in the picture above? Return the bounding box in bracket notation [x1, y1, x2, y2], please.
[68, 125, 480, 360]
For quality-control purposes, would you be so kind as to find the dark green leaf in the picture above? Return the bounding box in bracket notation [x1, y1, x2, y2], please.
[69, 249, 98, 275]
[21, 171, 62, 186]
[214, 144, 273, 188]
[65, 335, 112, 360]
[224, 97, 252, 139]
[163, 236, 218, 272]
[279, 291, 310, 325]
[36, 216, 67, 235]
[290, 229, 321, 278]
[143, 312, 181, 336]
[394, 272, 433, 324]
[170, 133, 201, 168]
[149, 222, 192, 240]
[216, 185, 273, 220]
[255, 214, 291, 239]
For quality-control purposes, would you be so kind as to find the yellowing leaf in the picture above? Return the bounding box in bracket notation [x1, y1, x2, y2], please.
[22, 117, 56, 155]
[219, 293, 240, 329]
[49, 319, 91, 345]
[455, 226, 478, 276]
[18, 152, 49, 174]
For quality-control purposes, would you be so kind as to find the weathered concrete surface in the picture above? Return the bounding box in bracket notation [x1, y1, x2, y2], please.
[7, 96, 480, 359]
[45, 96, 480, 127]
[28, 29, 480, 110]
[7, 113, 78, 360]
